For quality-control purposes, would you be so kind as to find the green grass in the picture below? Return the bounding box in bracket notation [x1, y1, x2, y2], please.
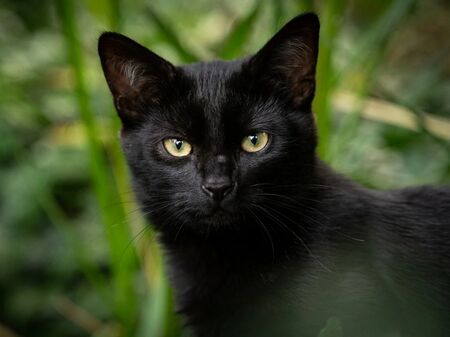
[57, 0, 139, 333]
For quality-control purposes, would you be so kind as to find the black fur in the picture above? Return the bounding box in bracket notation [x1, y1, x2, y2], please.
[98, 13, 450, 337]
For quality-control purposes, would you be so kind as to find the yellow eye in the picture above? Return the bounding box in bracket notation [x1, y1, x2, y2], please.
[163, 138, 192, 157]
[241, 132, 269, 153]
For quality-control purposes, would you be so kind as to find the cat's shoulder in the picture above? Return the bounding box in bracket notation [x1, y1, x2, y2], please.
[387, 184, 450, 209]
[375, 185, 450, 240]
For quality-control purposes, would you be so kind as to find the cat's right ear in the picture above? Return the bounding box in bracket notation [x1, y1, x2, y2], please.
[98, 32, 177, 126]
[245, 13, 319, 108]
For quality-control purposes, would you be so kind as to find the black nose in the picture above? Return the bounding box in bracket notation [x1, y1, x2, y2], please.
[201, 178, 233, 201]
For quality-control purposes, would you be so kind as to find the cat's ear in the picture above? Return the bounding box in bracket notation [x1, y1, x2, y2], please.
[98, 32, 177, 125]
[246, 13, 319, 107]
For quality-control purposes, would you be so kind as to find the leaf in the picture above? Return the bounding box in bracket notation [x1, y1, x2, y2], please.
[317, 317, 343, 337]
[215, 2, 262, 60]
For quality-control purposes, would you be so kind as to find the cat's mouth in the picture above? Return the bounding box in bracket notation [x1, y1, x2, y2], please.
[205, 205, 228, 218]
[201, 206, 238, 226]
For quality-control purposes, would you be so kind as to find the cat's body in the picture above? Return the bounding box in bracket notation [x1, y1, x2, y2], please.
[160, 163, 450, 337]
[98, 13, 450, 337]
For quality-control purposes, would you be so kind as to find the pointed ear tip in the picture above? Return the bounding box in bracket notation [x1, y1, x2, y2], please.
[98, 32, 135, 50]
[98, 32, 137, 61]
[98, 32, 122, 47]
[293, 12, 320, 29]
[98, 32, 115, 55]
[305, 12, 320, 25]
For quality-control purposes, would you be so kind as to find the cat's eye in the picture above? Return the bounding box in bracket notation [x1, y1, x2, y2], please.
[241, 132, 269, 153]
[163, 138, 192, 157]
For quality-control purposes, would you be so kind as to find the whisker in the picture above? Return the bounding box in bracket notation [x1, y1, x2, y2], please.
[250, 203, 331, 273]
[255, 193, 329, 229]
[247, 206, 275, 261]
[119, 224, 152, 264]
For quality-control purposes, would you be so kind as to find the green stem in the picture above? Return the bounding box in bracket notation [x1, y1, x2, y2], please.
[56, 0, 137, 332]
[313, 0, 344, 159]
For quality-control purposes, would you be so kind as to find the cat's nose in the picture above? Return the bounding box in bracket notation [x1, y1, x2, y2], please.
[201, 178, 233, 201]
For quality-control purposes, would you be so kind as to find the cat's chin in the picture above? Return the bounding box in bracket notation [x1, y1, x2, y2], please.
[199, 207, 240, 228]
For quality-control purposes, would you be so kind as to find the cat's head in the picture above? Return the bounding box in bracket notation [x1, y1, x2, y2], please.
[98, 13, 320, 236]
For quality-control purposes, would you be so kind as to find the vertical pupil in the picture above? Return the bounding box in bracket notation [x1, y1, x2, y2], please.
[250, 134, 258, 145]
[174, 139, 183, 150]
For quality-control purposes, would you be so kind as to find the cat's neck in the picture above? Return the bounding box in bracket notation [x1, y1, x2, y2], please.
[157, 161, 374, 328]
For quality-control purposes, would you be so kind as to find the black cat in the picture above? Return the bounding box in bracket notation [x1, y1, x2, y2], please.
[98, 13, 450, 337]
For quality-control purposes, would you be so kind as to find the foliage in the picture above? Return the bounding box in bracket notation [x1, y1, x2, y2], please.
[0, 0, 448, 336]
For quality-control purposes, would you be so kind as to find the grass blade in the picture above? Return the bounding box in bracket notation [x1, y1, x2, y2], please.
[334, 0, 417, 85]
[146, 6, 200, 63]
[313, 0, 345, 158]
[271, 0, 284, 32]
[56, 0, 138, 333]
[326, 0, 418, 163]
[215, 2, 262, 59]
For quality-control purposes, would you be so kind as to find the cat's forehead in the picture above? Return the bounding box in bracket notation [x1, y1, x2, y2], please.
[173, 60, 247, 139]
[164, 59, 282, 142]
[181, 60, 243, 105]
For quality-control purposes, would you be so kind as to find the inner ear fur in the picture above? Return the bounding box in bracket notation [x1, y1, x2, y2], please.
[98, 32, 177, 125]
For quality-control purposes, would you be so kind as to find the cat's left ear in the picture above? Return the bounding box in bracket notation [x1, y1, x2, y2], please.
[246, 13, 319, 107]
[98, 32, 178, 126]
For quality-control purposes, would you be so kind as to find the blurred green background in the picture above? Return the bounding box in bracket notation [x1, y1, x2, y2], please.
[0, 0, 449, 336]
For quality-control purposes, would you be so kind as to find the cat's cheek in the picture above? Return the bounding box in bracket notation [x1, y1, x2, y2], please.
[239, 147, 284, 178]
